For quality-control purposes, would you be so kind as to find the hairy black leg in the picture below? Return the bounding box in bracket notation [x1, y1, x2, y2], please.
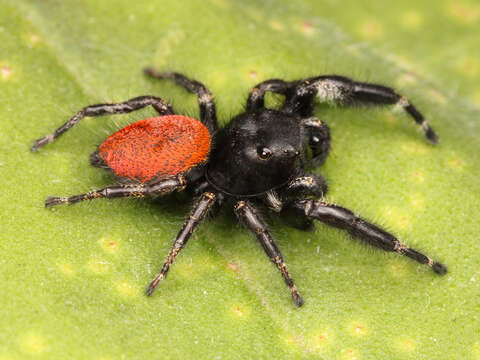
[45, 175, 187, 207]
[246, 79, 290, 111]
[301, 117, 331, 167]
[144, 67, 218, 133]
[292, 199, 447, 274]
[146, 192, 217, 295]
[31, 96, 174, 151]
[283, 76, 438, 143]
[234, 200, 304, 307]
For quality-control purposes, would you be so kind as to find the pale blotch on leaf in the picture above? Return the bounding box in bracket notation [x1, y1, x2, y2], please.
[358, 20, 383, 39]
[394, 336, 416, 352]
[56, 261, 75, 276]
[473, 342, 480, 359]
[473, 89, 480, 106]
[98, 236, 121, 254]
[299, 21, 314, 36]
[395, 73, 417, 87]
[409, 193, 425, 210]
[401, 140, 429, 155]
[282, 333, 304, 349]
[20, 333, 46, 354]
[447, 2, 480, 23]
[382, 206, 410, 230]
[175, 254, 215, 279]
[308, 329, 334, 351]
[229, 304, 251, 320]
[388, 260, 408, 277]
[1, 65, 13, 81]
[384, 113, 399, 127]
[348, 321, 368, 337]
[401, 11, 424, 30]
[456, 57, 479, 76]
[24, 32, 41, 46]
[86, 259, 109, 274]
[209, 0, 229, 9]
[428, 89, 447, 104]
[448, 155, 465, 171]
[248, 70, 258, 80]
[227, 262, 238, 271]
[116, 280, 138, 298]
[209, 70, 227, 88]
[269, 20, 285, 32]
[412, 171, 425, 183]
[245, 8, 263, 22]
[340, 348, 359, 360]
[153, 29, 185, 67]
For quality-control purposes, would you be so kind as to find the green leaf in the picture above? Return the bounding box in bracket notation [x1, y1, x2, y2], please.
[1, 0, 479, 359]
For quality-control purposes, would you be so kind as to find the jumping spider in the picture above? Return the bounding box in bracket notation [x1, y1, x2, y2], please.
[31, 68, 446, 306]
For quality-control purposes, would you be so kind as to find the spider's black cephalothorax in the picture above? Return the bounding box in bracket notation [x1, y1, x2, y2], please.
[31, 68, 446, 307]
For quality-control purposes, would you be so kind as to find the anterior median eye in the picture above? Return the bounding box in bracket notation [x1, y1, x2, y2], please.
[257, 146, 273, 160]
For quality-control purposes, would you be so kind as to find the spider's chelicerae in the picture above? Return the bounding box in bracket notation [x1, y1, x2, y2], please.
[32, 68, 446, 306]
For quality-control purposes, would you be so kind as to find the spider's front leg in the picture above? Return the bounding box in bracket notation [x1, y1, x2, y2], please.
[291, 199, 447, 274]
[44, 175, 187, 207]
[283, 75, 438, 143]
[31, 96, 174, 151]
[234, 200, 304, 307]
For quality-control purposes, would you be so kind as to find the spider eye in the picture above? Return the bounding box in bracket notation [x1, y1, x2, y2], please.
[257, 146, 273, 160]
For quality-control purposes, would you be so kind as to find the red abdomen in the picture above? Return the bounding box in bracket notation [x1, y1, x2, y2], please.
[98, 115, 210, 182]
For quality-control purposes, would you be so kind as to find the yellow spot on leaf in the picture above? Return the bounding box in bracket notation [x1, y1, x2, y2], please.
[1, 65, 13, 81]
[457, 57, 479, 76]
[348, 321, 368, 337]
[86, 259, 109, 274]
[448, 155, 465, 171]
[154, 29, 185, 67]
[409, 193, 425, 210]
[388, 261, 407, 277]
[340, 348, 359, 360]
[269, 20, 285, 31]
[412, 171, 425, 183]
[209, 0, 229, 9]
[299, 21, 314, 36]
[428, 89, 447, 104]
[358, 20, 383, 39]
[473, 90, 480, 105]
[383, 206, 410, 230]
[20, 333, 46, 354]
[308, 329, 334, 351]
[395, 73, 417, 87]
[229, 304, 251, 320]
[282, 333, 303, 349]
[401, 141, 429, 155]
[98, 236, 121, 254]
[116, 280, 138, 298]
[175, 255, 216, 279]
[448, 2, 480, 23]
[401, 11, 423, 29]
[245, 9, 263, 22]
[248, 70, 258, 80]
[473, 342, 480, 359]
[56, 261, 75, 276]
[394, 336, 416, 352]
